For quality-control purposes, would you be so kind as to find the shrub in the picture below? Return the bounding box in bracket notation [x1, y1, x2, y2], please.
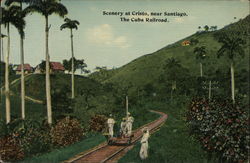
[51, 117, 84, 147]
[186, 98, 249, 163]
[0, 135, 24, 161]
[89, 114, 107, 132]
[14, 119, 52, 156]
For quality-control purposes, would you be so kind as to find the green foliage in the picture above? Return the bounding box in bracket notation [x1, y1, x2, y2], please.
[62, 57, 88, 73]
[51, 84, 74, 119]
[119, 98, 207, 163]
[51, 117, 84, 147]
[186, 98, 249, 162]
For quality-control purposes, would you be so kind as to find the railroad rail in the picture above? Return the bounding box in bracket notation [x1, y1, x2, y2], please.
[66, 110, 168, 163]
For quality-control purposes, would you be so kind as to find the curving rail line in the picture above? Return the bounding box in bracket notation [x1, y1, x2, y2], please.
[66, 110, 168, 163]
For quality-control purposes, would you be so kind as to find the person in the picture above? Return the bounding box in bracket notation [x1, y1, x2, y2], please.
[120, 117, 127, 137]
[107, 114, 115, 138]
[140, 127, 150, 160]
[126, 112, 134, 136]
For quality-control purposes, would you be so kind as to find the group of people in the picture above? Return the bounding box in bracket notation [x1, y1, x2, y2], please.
[107, 112, 134, 138]
[107, 113, 150, 160]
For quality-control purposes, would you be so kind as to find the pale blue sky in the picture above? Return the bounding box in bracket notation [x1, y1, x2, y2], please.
[1, 0, 249, 71]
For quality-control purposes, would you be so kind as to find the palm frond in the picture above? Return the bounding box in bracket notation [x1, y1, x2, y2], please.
[47, 1, 67, 17]
[23, 5, 44, 16]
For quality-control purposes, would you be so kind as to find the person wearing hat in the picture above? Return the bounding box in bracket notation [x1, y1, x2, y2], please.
[139, 127, 150, 160]
[120, 117, 127, 137]
[107, 114, 115, 137]
[126, 112, 134, 136]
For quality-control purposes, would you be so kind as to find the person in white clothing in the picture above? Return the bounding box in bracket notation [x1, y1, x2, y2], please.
[107, 114, 115, 138]
[126, 112, 134, 136]
[140, 127, 150, 160]
[120, 117, 127, 137]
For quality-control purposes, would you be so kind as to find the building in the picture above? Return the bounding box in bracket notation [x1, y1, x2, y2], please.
[16, 64, 33, 74]
[50, 62, 65, 73]
[35, 61, 65, 74]
[181, 40, 191, 46]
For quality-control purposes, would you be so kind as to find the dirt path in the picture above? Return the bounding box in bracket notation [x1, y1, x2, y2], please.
[65, 110, 167, 163]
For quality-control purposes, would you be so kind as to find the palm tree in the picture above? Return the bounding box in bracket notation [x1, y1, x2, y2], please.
[5, 0, 41, 122]
[24, 0, 67, 124]
[2, 5, 25, 123]
[217, 33, 245, 104]
[194, 46, 207, 77]
[164, 57, 181, 100]
[60, 18, 80, 99]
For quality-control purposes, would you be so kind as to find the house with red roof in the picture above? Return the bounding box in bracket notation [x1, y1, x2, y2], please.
[181, 40, 191, 46]
[34, 61, 65, 74]
[50, 62, 65, 73]
[16, 64, 33, 74]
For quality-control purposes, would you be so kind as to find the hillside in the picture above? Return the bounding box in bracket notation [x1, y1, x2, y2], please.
[10, 74, 103, 101]
[96, 15, 249, 89]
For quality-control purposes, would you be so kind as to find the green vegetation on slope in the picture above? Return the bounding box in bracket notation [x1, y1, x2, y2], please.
[91, 15, 249, 92]
[119, 98, 208, 163]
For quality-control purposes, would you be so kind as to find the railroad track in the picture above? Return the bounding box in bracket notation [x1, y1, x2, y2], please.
[66, 110, 167, 163]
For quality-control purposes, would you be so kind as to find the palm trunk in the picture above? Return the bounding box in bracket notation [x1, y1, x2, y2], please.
[20, 0, 25, 120]
[5, 24, 11, 124]
[20, 36, 25, 119]
[45, 16, 52, 124]
[200, 62, 203, 77]
[0, 0, 2, 119]
[230, 63, 235, 104]
[70, 29, 75, 99]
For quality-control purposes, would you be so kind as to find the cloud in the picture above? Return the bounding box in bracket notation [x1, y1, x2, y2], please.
[87, 24, 130, 48]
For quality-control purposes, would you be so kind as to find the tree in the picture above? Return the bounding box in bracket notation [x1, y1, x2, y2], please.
[60, 18, 80, 99]
[163, 58, 182, 100]
[5, 0, 32, 120]
[24, 0, 68, 124]
[194, 46, 207, 77]
[2, 5, 25, 123]
[63, 57, 88, 74]
[216, 32, 245, 103]
[204, 25, 209, 31]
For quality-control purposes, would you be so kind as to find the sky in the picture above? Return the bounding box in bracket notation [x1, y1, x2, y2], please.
[0, 0, 249, 71]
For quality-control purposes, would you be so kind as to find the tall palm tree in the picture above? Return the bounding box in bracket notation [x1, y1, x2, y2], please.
[217, 33, 245, 104]
[60, 18, 80, 99]
[164, 57, 181, 100]
[2, 5, 25, 123]
[5, 0, 31, 120]
[194, 46, 207, 77]
[24, 0, 67, 124]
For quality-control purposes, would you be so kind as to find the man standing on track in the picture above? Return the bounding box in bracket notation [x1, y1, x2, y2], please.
[126, 112, 134, 136]
[140, 127, 150, 160]
[107, 114, 115, 138]
[120, 117, 127, 137]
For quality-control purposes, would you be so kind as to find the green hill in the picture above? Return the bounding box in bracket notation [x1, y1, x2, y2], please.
[94, 15, 249, 91]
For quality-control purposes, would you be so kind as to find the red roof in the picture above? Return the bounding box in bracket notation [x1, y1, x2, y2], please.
[16, 64, 33, 71]
[50, 62, 65, 71]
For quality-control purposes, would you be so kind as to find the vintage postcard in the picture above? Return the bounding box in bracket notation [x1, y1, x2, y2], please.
[0, 0, 249, 162]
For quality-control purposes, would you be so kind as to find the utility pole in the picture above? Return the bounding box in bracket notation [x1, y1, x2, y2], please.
[126, 95, 128, 118]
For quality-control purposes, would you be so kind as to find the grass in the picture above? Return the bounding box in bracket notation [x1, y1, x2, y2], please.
[119, 97, 208, 163]
[21, 133, 106, 163]
[0, 94, 45, 121]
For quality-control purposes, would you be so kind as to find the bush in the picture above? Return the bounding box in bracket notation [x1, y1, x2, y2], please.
[14, 119, 52, 156]
[51, 117, 84, 147]
[0, 135, 24, 162]
[89, 114, 107, 132]
[186, 98, 249, 163]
